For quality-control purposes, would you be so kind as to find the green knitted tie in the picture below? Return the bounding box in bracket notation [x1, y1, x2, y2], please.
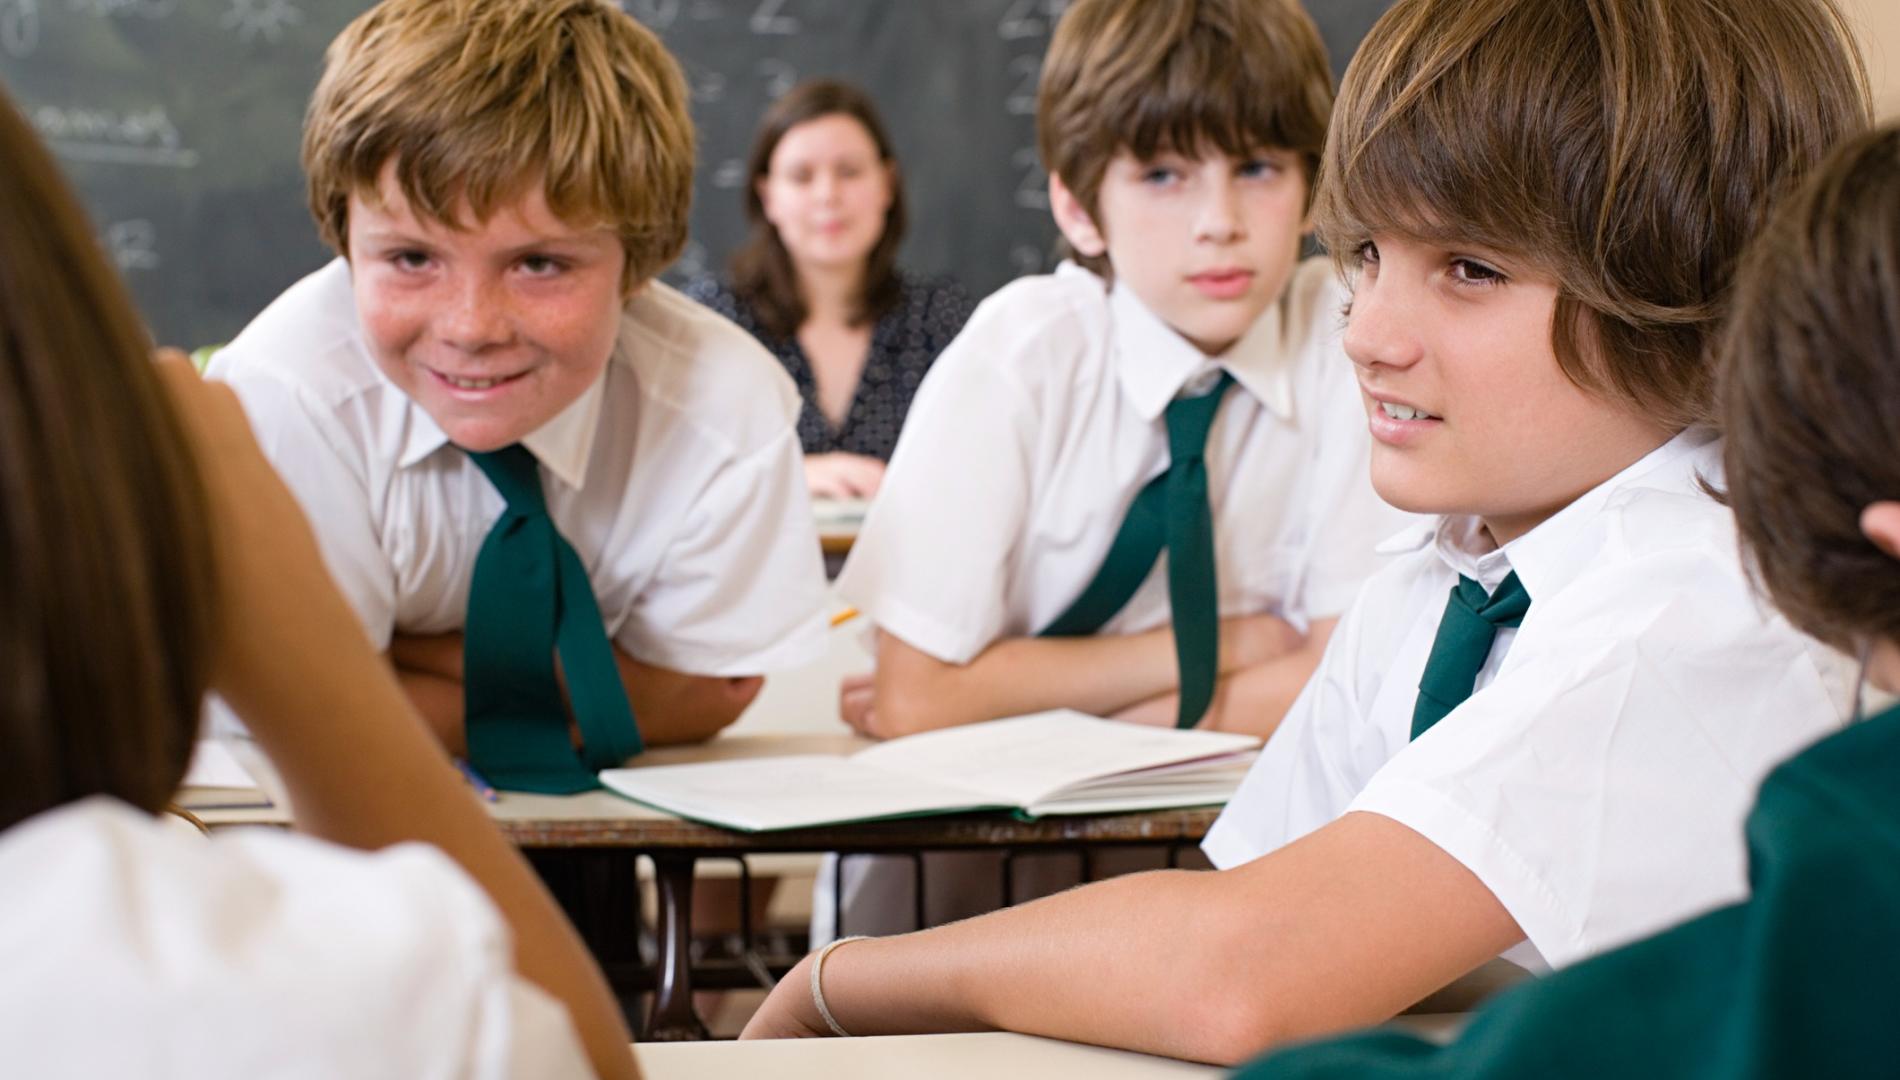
[1410, 571, 1531, 739]
[1042, 372, 1234, 729]
[463, 445, 642, 794]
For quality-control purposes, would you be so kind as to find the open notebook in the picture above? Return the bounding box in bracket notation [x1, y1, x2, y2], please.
[599, 711, 1260, 832]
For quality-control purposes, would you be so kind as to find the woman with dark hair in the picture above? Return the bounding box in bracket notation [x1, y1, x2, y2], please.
[688, 79, 974, 499]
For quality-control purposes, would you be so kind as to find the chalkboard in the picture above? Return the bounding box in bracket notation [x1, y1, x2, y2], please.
[0, 0, 1392, 349]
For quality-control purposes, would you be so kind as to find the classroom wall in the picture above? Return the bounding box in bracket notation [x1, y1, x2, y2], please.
[1845, 0, 1900, 120]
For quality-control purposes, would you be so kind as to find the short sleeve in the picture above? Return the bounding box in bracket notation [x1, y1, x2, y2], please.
[1202, 573, 1386, 868]
[0, 801, 595, 1080]
[1345, 548, 1847, 965]
[613, 423, 829, 674]
[833, 317, 1040, 665]
[208, 358, 399, 648]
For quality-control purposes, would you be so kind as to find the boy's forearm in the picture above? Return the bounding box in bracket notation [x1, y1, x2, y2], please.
[1199, 616, 1337, 736]
[872, 628, 1183, 735]
[816, 868, 1276, 1063]
[613, 651, 762, 745]
[808, 812, 1520, 1066]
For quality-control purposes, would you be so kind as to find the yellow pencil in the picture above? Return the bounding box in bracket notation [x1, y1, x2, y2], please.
[830, 606, 860, 628]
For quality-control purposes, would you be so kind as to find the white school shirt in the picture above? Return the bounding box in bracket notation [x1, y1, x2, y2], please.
[209, 259, 827, 674]
[0, 798, 592, 1080]
[835, 259, 1412, 663]
[1203, 429, 1854, 968]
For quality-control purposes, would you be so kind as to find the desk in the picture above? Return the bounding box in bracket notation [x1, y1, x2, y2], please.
[812, 496, 866, 570]
[632, 1032, 1224, 1079]
[198, 733, 1222, 1041]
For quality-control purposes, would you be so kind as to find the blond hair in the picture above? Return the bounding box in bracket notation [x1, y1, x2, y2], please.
[1037, 0, 1333, 276]
[303, 0, 694, 286]
[1315, 0, 1870, 431]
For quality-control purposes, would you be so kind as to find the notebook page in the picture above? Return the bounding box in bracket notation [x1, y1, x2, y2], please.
[598, 755, 1002, 831]
[850, 712, 1259, 806]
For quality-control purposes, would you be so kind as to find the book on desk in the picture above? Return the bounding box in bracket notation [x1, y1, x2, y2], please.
[599, 711, 1260, 832]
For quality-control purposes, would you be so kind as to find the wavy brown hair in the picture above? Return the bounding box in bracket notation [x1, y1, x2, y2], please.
[729, 79, 908, 342]
[1314, 0, 1870, 433]
[1037, 0, 1334, 277]
[304, 0, 695, 289]
[1723, 125, 1900, 655]
[0, 89, 217, 830]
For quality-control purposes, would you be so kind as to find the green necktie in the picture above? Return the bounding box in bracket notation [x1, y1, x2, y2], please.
[463, 445, 643, 794]
[1410, 571, 1531, 740]
[1042, 371, 1235, 729]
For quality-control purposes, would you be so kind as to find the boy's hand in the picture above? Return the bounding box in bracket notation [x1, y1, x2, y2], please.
[839, 672, 879, 738]
[805, 452, 886, 499]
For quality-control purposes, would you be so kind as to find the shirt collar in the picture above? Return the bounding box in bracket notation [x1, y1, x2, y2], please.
[392, 348, 610, 494]
[1107, 276, 1297, 423]
[1430, 427, 1719, 602]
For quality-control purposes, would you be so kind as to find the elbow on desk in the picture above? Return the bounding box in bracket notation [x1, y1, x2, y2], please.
[869, 673, 981, 738]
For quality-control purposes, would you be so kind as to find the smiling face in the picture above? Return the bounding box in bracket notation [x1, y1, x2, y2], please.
[345, 164, 628, 452]
[1345, 234, 1674, 546]
[1054, 148, 1309, 356]
[756, 112, 894, 275]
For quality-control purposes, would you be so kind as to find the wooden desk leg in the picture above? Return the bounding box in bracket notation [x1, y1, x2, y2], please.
[645, 853, 708, 1041]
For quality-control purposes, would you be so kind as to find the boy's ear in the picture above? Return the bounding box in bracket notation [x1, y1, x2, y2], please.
[1861, 502, 1900, 563]
[1049, 173, 1107, 258]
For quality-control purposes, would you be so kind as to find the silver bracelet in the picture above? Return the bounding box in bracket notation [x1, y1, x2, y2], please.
[809, 935, 870, 1037]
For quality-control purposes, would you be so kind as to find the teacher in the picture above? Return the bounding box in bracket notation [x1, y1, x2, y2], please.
[688, 79, 974, 499]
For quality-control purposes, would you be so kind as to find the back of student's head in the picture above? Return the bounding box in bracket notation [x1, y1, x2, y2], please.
[303, 0, 695, 287]
[732, 78, 910, 339]
[1722, 125, 1900, 655]
[0, 91, 216, 831]
[1036, 0, 1333, 276]
[1314, 0, 1871, 432]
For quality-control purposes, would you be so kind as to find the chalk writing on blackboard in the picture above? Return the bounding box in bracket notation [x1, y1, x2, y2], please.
[1, 0, 40, 58]
[31, 103, 200, 168]
[748, 0, 796, 36]
[1012, 146, 1049, 211]
[105, 218, 160, 272]
[1006, 55, 1040, 116]
[67, 0, 176, 19]
[998, 0, 1067, 41]
[623, 0, 679, 31]
[757, 57, 795, 101]
[221, 0, 301, 43]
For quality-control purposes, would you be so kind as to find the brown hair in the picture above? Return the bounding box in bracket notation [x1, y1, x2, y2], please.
[303, 0, 695, 288]
[729, 79, 908, 342]
[0, 88, 218, 830]
[1315, 0, 1871, 432]
[1723, 125, 1900, 654]
[1037, 0, 1334, 276]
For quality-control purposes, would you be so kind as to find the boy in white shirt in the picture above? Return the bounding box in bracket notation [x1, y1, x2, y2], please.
[837, 0, 1409, 741]
[820, 0, 1412, 941]
[742, 0, 1868, 1062]
[208, 0, 827, 793]
[0, 77, 630, 1077]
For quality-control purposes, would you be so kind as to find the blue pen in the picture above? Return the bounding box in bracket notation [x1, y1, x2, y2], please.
[453, 758, 499, 803]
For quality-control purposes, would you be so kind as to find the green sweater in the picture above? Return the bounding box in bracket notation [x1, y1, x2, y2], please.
[1237, 702, 1900, 1080]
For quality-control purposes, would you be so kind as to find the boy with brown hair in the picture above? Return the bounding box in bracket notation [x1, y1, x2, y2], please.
[743, 0, 1867, 1062]
[837, 0, 1405, 740]
[821, 0, 1411, 939]
[1238, 119, 1900, 1080]
[209, 0, 829, 793]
